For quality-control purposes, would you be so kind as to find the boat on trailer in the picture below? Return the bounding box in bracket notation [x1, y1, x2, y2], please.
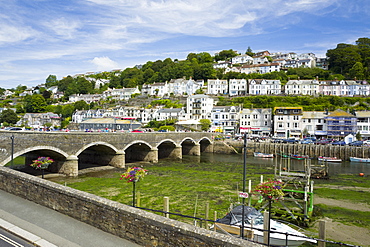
[350, 157, 370, 163]
[318, 156, 342, 162]
[213, 205, 316, 246]
[254, 152, 274, 158]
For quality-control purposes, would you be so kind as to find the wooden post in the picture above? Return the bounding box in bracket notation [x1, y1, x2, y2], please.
[318, 220, 326, 247]
[260, 175, 263, 183]
[137, 191, 141, 207]
[214, 211, 217, 232]
[205, 202, 209, 230]
[263, 210, 269, 245]
[248, 180, 252, 206]
[163, 196, 169, 218]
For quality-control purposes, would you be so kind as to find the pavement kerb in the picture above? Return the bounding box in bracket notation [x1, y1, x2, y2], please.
[0, 218, 57, 247]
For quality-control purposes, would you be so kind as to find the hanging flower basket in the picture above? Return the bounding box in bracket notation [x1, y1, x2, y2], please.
[120, 167, 148, 183]
[30, 157, 54, 170]
[252, 179, 285, 202]
[120, 167, 148, 207]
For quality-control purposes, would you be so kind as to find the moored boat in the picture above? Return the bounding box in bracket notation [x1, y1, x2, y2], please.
[318, 156, 342, 162]
[213, 205, 316, 246]
[350, 157, 370, 163]
[254, 152, 274, 158]
[290, 154, 309, 160]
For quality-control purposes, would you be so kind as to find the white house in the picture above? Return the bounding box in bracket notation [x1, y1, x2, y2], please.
[285, 80, 320, 95]
[213, 61, 232, 69]
[153, 108, 185, 121]
[141, 82, 170, 97]
[347, 80, 370, 96]
[72, 109, 106, 123]
[102, 87, 141, 101]
[69, 94, 102, 103]
[273, 107, 303, 138]
[248, 79, 282, 95]
[239, 108, 272, 136]
[301, 111, 328, 137]
[207, 79, 228, 95]
[319, 80, 348, 96]
[355, 111, 370, 139]
[186, 94, 214, 120]
[231, 54, 253, 65]
[210, 106, 240, 134]
[229, 79, 247, 96]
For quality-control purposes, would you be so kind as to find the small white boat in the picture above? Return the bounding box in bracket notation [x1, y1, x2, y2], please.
[350, 157, 370, 163]
[318, 156, 342, 162]
[254, 152, 274, 158]
[214, 206, 316, 246]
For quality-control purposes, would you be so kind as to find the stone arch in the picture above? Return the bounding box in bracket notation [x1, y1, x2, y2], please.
[2, 145, 69, 166]
[75, 142, 119, 169]
[124, 141, 156, 163]
[75, 142, 118, 157]
[156, 139, 181, 160]
[180, 138, 200, 156]
[2, 145, 69, 175]
[199, 137, 213, 153]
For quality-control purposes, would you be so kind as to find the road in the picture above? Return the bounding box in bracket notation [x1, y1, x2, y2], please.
[0, 189, 141, 247]
[0, 227, 35, 247]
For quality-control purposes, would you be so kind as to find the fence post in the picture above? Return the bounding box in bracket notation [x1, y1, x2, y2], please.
[205, 202, 209, 230]
[137, 191, 141, 207]
[214, 211, 217, 232]
[163, 196, 169, 218]
[263, 210, 269, 245]
[318, 220, 326, 247]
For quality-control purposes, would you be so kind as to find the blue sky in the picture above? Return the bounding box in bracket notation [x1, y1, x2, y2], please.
[0, 0, 369, 89]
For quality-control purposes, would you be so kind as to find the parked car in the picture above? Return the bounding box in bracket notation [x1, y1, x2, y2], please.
[300, 139, 314, 144]
[315, 139, 331, 145]
[348, 141, 363, 146]
[282, 138, 298, 144]
[271, 138, 284, 143]
[131, 129, 143, 133]
[1, 127, 23, 131]
[331, 140, 346, 146]
[363, 140, 370, 146]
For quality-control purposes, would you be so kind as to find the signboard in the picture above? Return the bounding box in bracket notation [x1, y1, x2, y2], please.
[238, 192, 249, 198]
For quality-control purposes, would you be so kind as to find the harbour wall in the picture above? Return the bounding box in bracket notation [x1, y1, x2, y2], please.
[234, 142, 370, 160]
[0, 167, 261, 247]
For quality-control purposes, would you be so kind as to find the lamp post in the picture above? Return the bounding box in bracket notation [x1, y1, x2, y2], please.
[240, 132, 247, 238]
[59, 114, 62, 130]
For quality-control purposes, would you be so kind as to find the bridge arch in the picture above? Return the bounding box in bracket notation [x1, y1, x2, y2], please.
[124, 141, 157, 163]
[75, 142, 119, 169]
[156, 139, 181, 160]
[2, 146, 70, 175]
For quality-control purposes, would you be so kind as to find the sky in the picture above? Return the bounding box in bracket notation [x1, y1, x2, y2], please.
[0, 0, 369, 89]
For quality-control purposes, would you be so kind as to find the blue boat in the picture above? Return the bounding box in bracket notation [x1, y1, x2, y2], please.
[350, 157, 370, 163]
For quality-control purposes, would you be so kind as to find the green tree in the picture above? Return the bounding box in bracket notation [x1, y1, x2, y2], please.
[214, 49, 238, 61]
[327, 43, 362, 76]
[0, 109, 19, 124]
[74, 100, 89, 111]
[24, 94, 47, 113]
[61, 104, 74, 118]
[199, 119, 211, 131]
[245, 46, 254, 57]
[349, 62, 365, 79]
[45, 75, 58, 88]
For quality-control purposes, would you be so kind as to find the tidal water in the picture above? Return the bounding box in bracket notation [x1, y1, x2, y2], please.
[182, 153, 370, 176]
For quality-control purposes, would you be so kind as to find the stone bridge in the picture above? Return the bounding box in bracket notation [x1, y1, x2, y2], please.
[0, 131, 214, 176]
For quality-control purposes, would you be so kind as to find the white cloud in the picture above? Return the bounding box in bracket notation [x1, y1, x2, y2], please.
[90, 57, 119, 71]
[0, 24, 35, 45]
[43, 17, 82, 39]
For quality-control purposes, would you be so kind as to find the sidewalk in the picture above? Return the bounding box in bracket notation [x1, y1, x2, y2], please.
[0, 189, 141, 247]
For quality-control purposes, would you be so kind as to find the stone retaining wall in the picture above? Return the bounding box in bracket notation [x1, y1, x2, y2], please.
[0, 167, 261, 247]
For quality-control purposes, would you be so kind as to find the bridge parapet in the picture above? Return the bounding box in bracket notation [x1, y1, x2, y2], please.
[0, 131, 214, 176]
